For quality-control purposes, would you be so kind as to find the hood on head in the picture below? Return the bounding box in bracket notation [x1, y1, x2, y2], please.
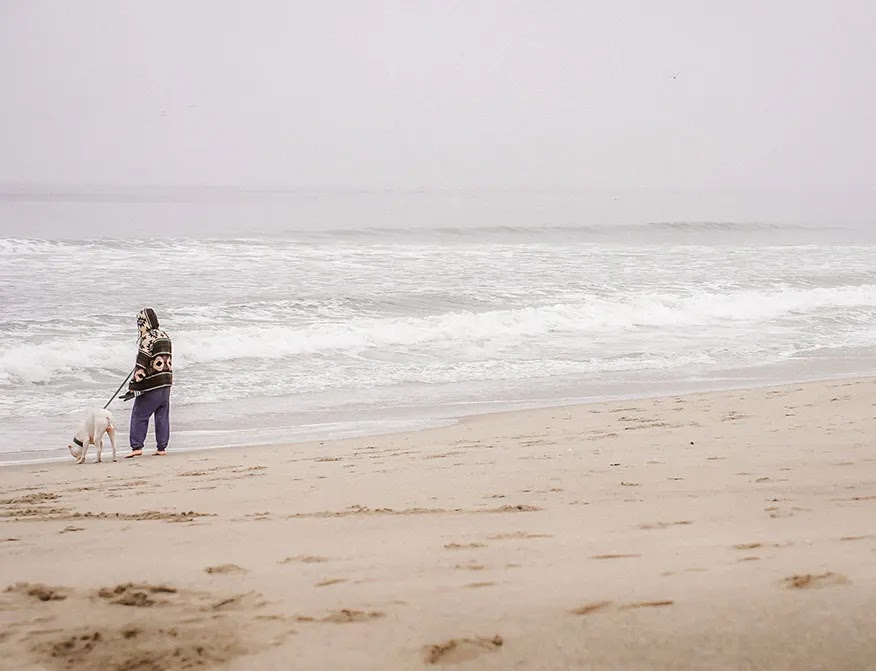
[137, 308, 159, 339]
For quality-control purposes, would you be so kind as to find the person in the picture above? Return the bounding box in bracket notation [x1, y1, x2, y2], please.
[120, 307, 173, 457]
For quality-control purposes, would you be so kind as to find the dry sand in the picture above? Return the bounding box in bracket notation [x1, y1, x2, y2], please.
[1, 377, 875, 670]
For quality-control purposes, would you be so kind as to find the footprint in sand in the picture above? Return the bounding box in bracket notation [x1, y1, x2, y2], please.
[620, 600, 674, 609]
[734, 542, 763, 550]
[487, 531, 552, 540]
[209, 592, 267, 612]
[661, 568, 707, 576]
[590, 553, 641, 560]
[487, 504, 542, 513]
[315, 578, 347, 587]
[5, 583, 69, 602]
[571, 600, 672, 615]
[244, 512, 272, 520]
[638, 521, 693, 530]
[204, 564, 247, 575]
[59, 526, 84, 534]
[765, 506, 809, 518]
[454, 563, 486, 571]
[733, 541, 791, 550]
[0, 492, 60, 506]
[97, 583, 178, 607]
[279, 555, 329, 564]
[782, 572, 849, 589]
[424, 635, 503, 665]
[31, 627, 240, 670]
[444, 543, 487, 550]
[7, 582, 291, 670]
[571, 601, 613, 615]
[297, 609, 384, 624]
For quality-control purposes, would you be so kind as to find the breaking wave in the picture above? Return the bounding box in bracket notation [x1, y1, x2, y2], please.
[2, 284, 874, 386]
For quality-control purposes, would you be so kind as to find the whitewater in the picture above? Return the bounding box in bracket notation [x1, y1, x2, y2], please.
[2, 223, 876, 463]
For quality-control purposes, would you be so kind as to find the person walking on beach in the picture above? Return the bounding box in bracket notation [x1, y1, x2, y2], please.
[120, 307, 173, 457]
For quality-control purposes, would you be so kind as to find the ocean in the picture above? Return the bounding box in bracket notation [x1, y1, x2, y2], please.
[2, 194, 875, 463]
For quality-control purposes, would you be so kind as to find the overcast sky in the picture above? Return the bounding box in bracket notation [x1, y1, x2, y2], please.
[1, 1, 875, 195]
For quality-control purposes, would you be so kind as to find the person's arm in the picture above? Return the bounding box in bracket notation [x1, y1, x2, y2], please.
[128, 339, 153, 393]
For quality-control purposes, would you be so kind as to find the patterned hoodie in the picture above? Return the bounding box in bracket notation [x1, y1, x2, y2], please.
[129, 308, 173, 393]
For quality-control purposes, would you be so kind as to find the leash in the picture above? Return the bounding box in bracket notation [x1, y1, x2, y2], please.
[103, 368, 134, 410]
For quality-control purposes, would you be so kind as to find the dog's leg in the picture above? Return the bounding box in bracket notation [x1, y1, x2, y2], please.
[107, 426, 117, 462]
[95, 430, 104, 463]
[79, 413, 95, 464]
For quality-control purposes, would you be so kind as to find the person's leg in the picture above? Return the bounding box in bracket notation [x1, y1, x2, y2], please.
[128, 390, 161, 456]
[128, 392, 152, 456]
[153, 387, 171, 453]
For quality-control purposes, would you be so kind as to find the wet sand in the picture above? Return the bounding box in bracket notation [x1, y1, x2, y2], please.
[1, 377, 875, 670]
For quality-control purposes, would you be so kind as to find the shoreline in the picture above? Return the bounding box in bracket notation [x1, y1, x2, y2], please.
[4, 368, 874, 468]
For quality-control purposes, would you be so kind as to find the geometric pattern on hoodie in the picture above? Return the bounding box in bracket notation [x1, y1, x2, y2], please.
[129, 307, 173, 393]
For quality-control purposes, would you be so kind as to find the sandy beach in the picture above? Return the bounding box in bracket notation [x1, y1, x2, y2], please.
[1, 377, 875, 670]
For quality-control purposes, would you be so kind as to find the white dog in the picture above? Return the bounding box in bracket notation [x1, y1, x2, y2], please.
[67, 408, 117, 464]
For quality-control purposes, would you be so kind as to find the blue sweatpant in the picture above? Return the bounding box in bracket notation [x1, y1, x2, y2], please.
[129, 387, 171, 452]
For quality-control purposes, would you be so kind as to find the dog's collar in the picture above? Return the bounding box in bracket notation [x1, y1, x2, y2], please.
[73, 437, 84, 448]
